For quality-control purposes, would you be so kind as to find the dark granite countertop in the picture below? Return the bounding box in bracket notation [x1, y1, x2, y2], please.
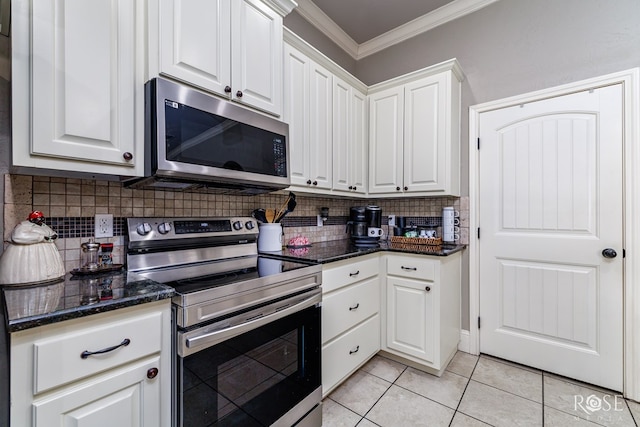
[2, 270, 175, 333]
[261, 239, 466, 264]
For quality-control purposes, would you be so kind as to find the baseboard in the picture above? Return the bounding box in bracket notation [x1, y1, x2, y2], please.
[458, 330, 470, 353]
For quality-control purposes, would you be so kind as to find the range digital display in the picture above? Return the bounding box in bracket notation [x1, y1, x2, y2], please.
[174, 220, 232, 234]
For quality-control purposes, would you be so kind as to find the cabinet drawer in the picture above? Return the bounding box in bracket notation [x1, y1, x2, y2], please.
[33, 311, 163, 394]
[322, 277, 379, 343]
[323, 257, 379, 293]
[322, 314, 380, 395]
[387, 256, 436, 281]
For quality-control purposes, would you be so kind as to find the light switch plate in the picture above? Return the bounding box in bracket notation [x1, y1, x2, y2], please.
[316, 215, 324, 227]
[95, 214, 114, 238]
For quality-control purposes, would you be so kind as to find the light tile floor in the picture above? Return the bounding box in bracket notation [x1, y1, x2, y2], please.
[322, 352, 640, 426]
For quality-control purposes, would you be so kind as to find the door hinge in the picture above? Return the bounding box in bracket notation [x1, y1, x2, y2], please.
[478, 316, 481, 329]
[477, 228, 480, 239]
[477, 137, 480, 150]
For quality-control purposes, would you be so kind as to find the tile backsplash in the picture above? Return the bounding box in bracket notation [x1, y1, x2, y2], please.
[3, 174, 469, 272]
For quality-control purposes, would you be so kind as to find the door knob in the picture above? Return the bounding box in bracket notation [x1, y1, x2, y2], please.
[602, 248, 617, 258]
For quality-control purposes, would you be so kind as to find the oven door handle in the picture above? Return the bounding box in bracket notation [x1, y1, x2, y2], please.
[183, 289, 321, 353]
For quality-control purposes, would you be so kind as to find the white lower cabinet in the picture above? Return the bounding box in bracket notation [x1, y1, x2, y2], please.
[322, 315, 380, 395]
[32, 356, 161, 427]
[321, 255, 380, 396]
[320, 252, 462, 393]
[382, 253, 461, 375]
[10, 301, 171, 427]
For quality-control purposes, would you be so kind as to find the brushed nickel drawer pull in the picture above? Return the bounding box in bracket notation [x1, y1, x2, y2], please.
[349, 271, 360, 277]
[349, 345, 360, 355]
[349, 303, 360, 311]
[81, 338, 130, 359]
[401, 266, 417, 271]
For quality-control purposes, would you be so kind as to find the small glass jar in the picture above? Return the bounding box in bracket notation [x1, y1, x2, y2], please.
[80, 240, 101, 271]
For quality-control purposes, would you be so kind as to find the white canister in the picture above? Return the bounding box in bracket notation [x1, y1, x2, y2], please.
[258, 223, 283, 252]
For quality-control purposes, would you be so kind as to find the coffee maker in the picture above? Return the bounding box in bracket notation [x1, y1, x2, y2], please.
[347, 205, 383, 246]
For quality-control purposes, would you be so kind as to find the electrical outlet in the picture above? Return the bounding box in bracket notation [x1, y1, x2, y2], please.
[316, 215, 324, 227]
[388, 215, 396, 227]
[95, 214, 114, 238]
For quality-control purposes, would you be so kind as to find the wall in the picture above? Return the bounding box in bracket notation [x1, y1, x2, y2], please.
[3, 174, 467, 273]
[283, 10, 357, 75]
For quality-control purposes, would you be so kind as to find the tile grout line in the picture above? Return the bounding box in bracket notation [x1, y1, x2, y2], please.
[447, 355, 487, 427]
[626, 399, 639, 427]
[358, 365, 408, 424]
[542, 370, 545, 426]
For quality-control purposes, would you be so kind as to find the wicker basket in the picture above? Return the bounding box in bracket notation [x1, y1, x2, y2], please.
[389, 236, 442, 254]
[390, 236, 442, 246]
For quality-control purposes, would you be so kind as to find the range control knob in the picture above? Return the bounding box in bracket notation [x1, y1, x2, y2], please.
[233, 221, 243, 230]
[136, 223, 152, 236]
[245, 221, 255, 230]
[158, 222, 172, 234]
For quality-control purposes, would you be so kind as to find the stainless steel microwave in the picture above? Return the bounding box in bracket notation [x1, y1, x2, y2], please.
[125, 78, 290, 194]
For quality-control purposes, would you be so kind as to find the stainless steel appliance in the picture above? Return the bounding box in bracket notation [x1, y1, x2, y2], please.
[126, 217, 322, 427]
[125, 78, 290, 194]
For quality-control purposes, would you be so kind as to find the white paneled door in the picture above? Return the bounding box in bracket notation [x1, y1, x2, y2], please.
[478, 85, 623, 391]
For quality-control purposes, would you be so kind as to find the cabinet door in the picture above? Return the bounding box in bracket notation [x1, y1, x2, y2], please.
[158, 0, 231, 96]
[284, 44, 311, 187]
[386, 277, 436, 363]
[33, 357, 161, 427]
[368, 87, 404, 194]
[231, 0, 283, 116]
[308, 61, 333, 189]
[14, 0, 143, 175]
[350, 88, 368, 194]
[332, 76, 351, 192]
[403, 73, 448, 193]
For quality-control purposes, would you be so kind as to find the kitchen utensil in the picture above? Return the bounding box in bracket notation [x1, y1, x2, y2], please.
[274, 192, 297, 223]
[252, 208, 267, 223]
[265, 209, 276, 223]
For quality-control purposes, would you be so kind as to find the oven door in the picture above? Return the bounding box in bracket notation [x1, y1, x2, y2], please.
[176, 289, 321, 427]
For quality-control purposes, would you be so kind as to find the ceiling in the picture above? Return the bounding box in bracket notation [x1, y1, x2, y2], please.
[293, 0, 500, 59]
[311, 0, 453, 44]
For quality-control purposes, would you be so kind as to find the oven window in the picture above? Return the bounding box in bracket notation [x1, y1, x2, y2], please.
[164, 101, 287, 177]
[177, 305, 320, 426]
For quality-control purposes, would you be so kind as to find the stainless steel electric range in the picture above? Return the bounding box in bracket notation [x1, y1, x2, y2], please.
[126, 217, 322, 427]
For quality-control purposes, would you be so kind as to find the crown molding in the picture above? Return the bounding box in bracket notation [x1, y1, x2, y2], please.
[296, 0, 500, 60]
[294, 0, 359, 58]
[263, 0, 298, 17]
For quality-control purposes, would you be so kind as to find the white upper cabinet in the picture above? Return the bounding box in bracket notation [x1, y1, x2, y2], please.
[284, 44, 333, 190]
[12, 0, 145, 177]
[308, 62, 334, 189]
[153, 0, 288, 116]
[333, 76, 368, 195]
[368, 87, 404, 194]
[369, 60, 463, 197]
[157, 0, 231, 97]
[284, 31, 369, 196]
